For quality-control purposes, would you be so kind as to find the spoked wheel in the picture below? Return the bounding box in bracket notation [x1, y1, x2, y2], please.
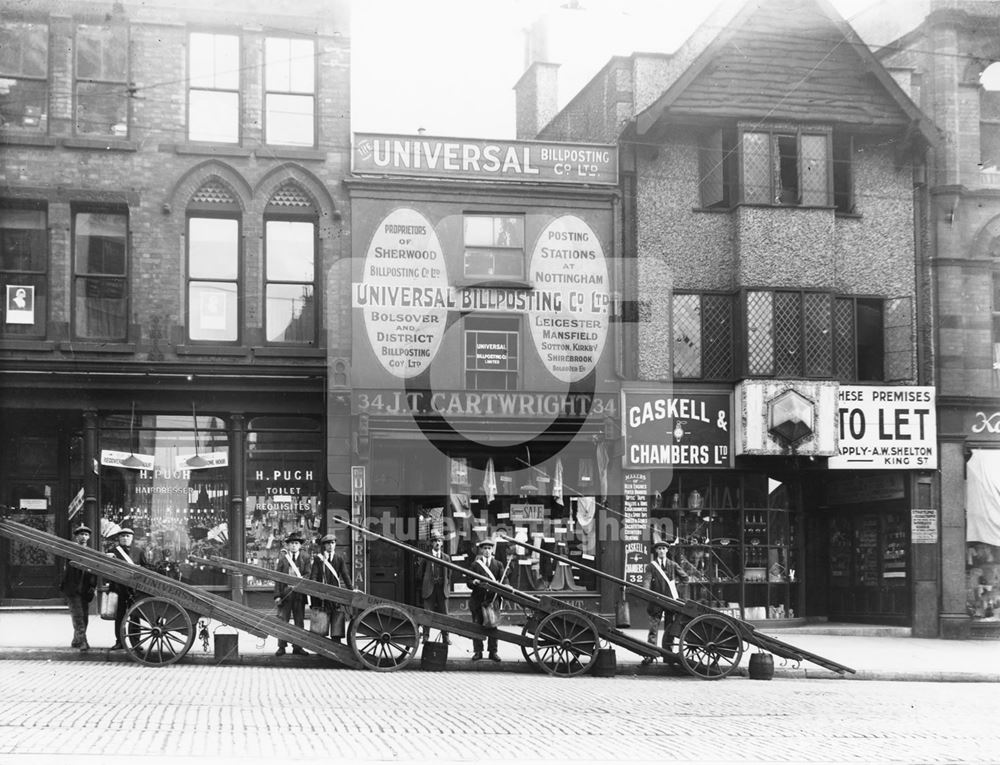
[122, 596, 195, 666]
[531, 609, 599, 677]
[519, 624, 542, 671]
[677, 614, 744, 680]
[349, 604, 420, 671]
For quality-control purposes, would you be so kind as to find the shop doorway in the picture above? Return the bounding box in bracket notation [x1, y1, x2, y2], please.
[367, 503, 408, 603]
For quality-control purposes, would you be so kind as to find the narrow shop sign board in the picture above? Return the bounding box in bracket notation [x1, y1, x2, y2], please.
[830, 385, 937, 470]
[351, 466, 367, 592]
[623, 471, 649, 585]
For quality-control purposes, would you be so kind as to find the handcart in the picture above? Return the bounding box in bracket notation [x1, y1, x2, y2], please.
[0, 519, 363, 668]
[324, 517, 678, 677]
[500, 532, 856, 679]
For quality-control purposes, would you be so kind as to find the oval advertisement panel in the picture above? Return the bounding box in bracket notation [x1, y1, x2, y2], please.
[357, 208, 449, 378]
[527, 215, 610, 383]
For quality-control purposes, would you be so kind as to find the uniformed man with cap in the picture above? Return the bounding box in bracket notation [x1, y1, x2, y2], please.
[640, 537, 688, 663]
[416, 532, 451, 644]
[107, 527, 152, 650]
[274, 530, 310, 656]
[60, 524, 98, 651]
[467, 536, 504, 661]
[308, 532, 353, 642]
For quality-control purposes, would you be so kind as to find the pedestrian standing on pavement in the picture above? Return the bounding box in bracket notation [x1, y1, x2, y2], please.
[416, 532, 451, 645]
[107, 527, 150, 650]
[308, 533, 352, 643]
[274, 530, 310, 656]
[467, 537, 503, 662]
[60, 524, 97, 651]
[640, 538, 688, 664]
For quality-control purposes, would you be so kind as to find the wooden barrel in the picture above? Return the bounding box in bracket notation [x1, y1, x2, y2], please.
[748, 651, 774, 680]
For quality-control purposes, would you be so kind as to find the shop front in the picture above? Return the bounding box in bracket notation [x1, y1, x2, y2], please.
[621, 381, 939, 630]
[345, 133, 622, 618]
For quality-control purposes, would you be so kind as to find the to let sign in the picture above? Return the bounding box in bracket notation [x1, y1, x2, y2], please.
[830, 386, 937, 470]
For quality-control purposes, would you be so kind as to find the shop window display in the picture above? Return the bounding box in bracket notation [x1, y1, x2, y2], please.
[244, 418, 324, 588]
[98, 413, 230, 587]
[967, 543, 1000, 621]
[447, 454, 599, 593]
[651, 471, 801, 620]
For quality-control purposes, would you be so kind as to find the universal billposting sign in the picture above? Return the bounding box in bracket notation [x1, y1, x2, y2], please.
[352, 133, 618, 185]
[622, 388, 733, 468]
[829, 385, 937, 470]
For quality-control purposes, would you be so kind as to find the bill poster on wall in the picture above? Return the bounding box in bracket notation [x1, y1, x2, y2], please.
[623, 471, 649, 585]
[830, 385, 937, 469]
[5, 285, 34, 324]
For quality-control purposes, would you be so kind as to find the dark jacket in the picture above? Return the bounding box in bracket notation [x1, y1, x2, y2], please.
[417, 550, 451, 600]
[275, 549, 311, 603]
[467, 555, 504, 607]
[642, 555, 687, 614]
[60, 559, 97, 602]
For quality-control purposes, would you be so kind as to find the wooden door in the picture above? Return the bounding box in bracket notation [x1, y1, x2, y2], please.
[367, 504, 405, 603]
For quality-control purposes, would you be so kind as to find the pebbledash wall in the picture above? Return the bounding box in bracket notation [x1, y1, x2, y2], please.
[519, 0, 946, 634]
[0, 0, 351, 606]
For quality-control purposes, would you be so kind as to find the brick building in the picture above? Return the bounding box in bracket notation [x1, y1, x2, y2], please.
[0, 0, 351, 606]
[517, 0, 946, 634]
[874, 1, 1000, 637]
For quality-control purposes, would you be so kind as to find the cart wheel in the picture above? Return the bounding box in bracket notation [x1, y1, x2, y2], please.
[519, 624, 542, 670]
[677, 614, 744, 680]
[531, 609, 599, 677]
[122, 596, 195, 666]
[349, 604, 419, 672]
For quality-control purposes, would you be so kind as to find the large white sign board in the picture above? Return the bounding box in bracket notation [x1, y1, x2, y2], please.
[830, 385, 937, 469]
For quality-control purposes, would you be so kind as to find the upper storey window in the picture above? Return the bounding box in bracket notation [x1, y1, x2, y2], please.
[463, 215, 524, 282]
[700, 124, 854, 213]
[188, 32, 239, 143]
[0, 22, 48, 132]
[75, 24, 129, 136]
[73, 209, 128, 341]
[1, 204, 47, 338]
[265, 37, 315, 147]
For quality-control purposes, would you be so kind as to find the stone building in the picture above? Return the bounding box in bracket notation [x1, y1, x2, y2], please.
[874, 0, 1000, 638]
[517, 0, 945, 634]
[0, 0, 351, 606]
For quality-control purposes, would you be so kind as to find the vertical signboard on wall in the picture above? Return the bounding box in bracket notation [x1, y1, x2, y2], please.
[351, 466, 367, 593]
[623, 471, 649, 585]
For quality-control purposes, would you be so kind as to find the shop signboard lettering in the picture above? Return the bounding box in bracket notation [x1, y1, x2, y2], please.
[353, 389, 617, 418]
[100, 449, 155, 470]
[353, 133, 618, 185]
[622, 387, 732, 468]
[911, 508, 938, 544]
[830, 385, 937, 469]
[623, 471, 649, 585]
[968, 410, 1000, 440]
[351, 466, 366, 593]
[510, 503, 545, 522]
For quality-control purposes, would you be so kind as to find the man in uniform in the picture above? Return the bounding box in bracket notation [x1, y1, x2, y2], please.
[641, 538, 688, 664]
[416, 532, 451, 644]
[274, 530, 310, 656]
[467, 537, 504, 662]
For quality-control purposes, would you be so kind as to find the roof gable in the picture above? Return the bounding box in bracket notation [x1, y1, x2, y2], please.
[635, 0, 936, 143]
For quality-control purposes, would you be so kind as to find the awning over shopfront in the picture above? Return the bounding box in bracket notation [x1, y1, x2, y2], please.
[968, 449, 1000, 546]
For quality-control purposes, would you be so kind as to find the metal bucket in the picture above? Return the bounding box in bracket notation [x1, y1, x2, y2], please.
[420, 641, 448, 671]
[592, 648, 617, 677]
[214, 629, 239, 663]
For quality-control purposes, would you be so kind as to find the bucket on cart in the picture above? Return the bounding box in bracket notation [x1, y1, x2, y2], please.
[98, 589, 118, 620]
[592, 648, 617, 677]
[420, 641, 448, 671]
[214, 625, 239, 663]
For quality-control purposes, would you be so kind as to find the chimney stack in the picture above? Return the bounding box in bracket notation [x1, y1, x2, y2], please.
[515, 61, 560, 140]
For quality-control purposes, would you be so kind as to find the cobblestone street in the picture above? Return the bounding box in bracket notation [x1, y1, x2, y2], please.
[0, 660, 996, 764]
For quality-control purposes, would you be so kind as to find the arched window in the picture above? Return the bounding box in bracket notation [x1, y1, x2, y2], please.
[187, 179, 241, 342]
[263, 183, 317, 344]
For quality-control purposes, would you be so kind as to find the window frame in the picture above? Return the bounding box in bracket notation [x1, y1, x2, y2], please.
[186, 213, 242, 344]
[74, 22, 130, 137]
[464, 315, 521, 391]
[671, 291, 736, 381]
[0, 20, 49, 133]
[0, 202, 48, 338]
[263, 215, 318, 345]
[462, 214, 526, 284]
[700, 123, 853, 214]
[71, 206, 129, 342]
[263, 35, 316, 148]
[187, 30, 240, 144]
